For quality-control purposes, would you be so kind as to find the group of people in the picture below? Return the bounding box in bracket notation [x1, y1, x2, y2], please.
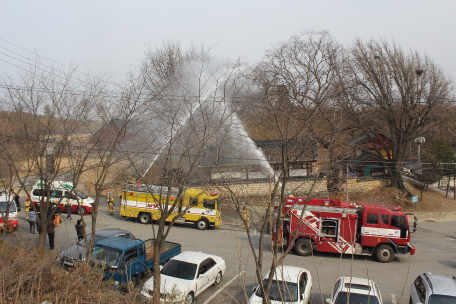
[15, 189, 116, 250]
[23, 197, 77, 250]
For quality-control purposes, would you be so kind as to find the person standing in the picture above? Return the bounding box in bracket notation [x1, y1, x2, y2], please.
[241, 207, 250, 230]
[24, 197, 32, 220]
[64, 198, 72, 221]
[47, 219, 55, 249]
[108, 196, 115, 215]
[75, 219, 84, 242]
[53, 200, 61, 227]
[11, 189, 21, 211]
[28, 205, 36, 234]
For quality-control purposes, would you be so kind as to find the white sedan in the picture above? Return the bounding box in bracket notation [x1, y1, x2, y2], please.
[249, 265, 312, 304]
[140, 251, 226, 304]
[326, 277, 383, 304]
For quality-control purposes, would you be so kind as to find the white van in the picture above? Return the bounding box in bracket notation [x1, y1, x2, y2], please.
[30, 181, 94, 215]
[0, 195, 18, 231]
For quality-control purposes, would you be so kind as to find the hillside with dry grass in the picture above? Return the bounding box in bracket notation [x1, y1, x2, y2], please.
[330, 180, 456, 213]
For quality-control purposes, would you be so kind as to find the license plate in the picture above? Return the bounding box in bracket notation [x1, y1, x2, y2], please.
[64, 261, 74, 267]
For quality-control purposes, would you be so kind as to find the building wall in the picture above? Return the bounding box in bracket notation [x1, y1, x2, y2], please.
[207, 179, 328, 197]
[341, 177, 390, 193]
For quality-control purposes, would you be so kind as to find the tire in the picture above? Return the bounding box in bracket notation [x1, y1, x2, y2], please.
[185, 292, 194, 304]
[214, 271, 222, 285]
[78, 207, 87, 215]
[295, 238, 312, 256]
[196, 219, 208, 230]
[138, 213, 151, 224]
[128, 275, 139, 290]
[375, 244, 394, 263]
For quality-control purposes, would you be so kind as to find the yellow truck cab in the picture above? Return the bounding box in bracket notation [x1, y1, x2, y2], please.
[120, 185, 221, 230]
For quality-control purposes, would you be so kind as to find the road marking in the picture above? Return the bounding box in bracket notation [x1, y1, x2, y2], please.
[203, 271, 245, 304]
[391, 294, 397, 304]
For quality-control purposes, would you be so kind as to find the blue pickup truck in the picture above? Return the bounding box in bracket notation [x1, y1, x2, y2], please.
[89, 237, 181, 288]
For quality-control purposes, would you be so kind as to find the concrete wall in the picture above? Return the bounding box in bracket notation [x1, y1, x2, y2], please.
[408, 211, 456, 223]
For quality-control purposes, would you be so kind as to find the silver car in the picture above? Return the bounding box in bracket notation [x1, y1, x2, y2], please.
[60, 228, 135, 267]
[410, 273, 456, 304]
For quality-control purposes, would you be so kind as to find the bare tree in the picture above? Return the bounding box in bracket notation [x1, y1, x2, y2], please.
[216, 31, 345, 303]
[0, 59, 109, 246]
[335, 38, 453, 194]
[116, 43, 247, 302]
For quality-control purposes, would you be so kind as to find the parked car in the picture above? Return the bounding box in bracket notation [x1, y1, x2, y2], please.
[410, 273, 456, 304]
[326, 277, 383, 304]
[140, 251, 226, 304]
[60, 228, 135, 267]
[249, 265, 312, 304]
[0, 197, 18, 231]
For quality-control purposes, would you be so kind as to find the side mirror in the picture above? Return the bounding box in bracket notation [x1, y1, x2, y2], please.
[252, 286, 257, 293]
[121, 262, 126, 269]
[198, 273, 207, 278]
[159, 265, 163, 271]
[326, 298, 331, 304]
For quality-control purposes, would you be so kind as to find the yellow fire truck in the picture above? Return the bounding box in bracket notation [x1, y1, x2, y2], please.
[120, 185, 221, 230]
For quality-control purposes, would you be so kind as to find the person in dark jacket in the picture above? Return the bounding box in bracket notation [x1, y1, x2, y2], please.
[75, 219, 85, 242]
[47, 220, 56, 249]
[11, 189, 20, 211]
[64, 198, 72, 221]
[28, 205, 36, 234]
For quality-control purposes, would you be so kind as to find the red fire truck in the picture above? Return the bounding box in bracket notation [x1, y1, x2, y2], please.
[272, 197, 417, 263]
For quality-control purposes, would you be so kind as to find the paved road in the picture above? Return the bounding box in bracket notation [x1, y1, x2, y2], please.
[9, 199, 456, 304]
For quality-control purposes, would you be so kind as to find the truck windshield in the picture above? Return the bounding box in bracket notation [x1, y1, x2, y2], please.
[161, 260, 197, 280]
[0, 202, 16, 213]
[74, 189, 88, 200]
[255, 279, 298, 302]
[334, 292, 380, 304]
[90, 245, 122, 269]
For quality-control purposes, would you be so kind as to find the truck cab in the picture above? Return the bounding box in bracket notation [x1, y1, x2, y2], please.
[90, 237, 181, 288]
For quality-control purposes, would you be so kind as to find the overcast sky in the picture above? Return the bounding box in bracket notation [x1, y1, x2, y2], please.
[1, 0, 455, 85]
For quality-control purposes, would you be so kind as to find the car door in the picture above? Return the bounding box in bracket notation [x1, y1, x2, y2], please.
[195, 258, 214, 296]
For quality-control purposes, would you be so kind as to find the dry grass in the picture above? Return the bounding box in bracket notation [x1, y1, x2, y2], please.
[330, 180, 456, 212]
[0, 236, 144, 304]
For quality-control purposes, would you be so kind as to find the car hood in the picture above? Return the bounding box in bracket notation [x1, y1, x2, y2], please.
[60, 245, 86, 260]
[143, 275, 192, 296]
[249, 292, 298, 304]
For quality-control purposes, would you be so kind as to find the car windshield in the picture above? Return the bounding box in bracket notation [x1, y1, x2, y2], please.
[90, 245, 122, 268]
[429, 295, 456, 304]
[74, 189, 88, 200]
[161, 260, 197, 280]
[79, 234, 107, 246]
[255, 279, 298, 302]
[0, 202, 16, 213]
[334, 292, 380, 304]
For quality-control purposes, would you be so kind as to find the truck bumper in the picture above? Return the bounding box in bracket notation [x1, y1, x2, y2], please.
[408, 243, 416, 255]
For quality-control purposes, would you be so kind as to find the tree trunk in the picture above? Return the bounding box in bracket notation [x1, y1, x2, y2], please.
[389, 163, 411, 196]
[152, 222, 165, 304]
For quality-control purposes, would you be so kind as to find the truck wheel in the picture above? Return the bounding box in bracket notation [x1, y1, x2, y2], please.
[214, 271, 222, 285]
[295, 238, 312, 256]
[128, 275, 139, 289]
[375, 244, 394, 263]
[185, 292, 194, 304]
[196, 219, 208, 230]
[139, 213, 151, 224]
[78, 207, 87, 215]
